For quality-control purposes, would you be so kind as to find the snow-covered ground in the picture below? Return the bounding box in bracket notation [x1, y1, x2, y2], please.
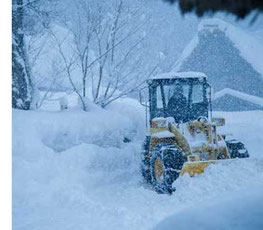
[154, 188, 263, 230]
[13, 98, 263, 230]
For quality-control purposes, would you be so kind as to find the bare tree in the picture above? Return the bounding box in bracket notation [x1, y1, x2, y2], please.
[64, 0, 157, 109]
[49, 28, 88, 111]
[36, 60, 69, 109]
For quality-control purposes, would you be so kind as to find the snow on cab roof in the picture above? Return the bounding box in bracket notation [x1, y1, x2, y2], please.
[150, 71, 207, 80]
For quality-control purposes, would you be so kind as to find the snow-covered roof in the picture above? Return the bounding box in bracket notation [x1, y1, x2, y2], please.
[213, 88, 263, 107]
[150, 71, 207, 80]
[173, 18, 263, 77]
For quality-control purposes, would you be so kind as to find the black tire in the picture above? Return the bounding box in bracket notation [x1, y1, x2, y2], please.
[150, 144, 186, 194]
[140, 136, 152, 183]
[226, 139, 250, 158]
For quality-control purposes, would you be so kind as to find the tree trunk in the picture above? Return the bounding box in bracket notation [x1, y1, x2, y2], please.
[12, 0, 33, 110]
[83, 76, 86, 97]
[95, 65, 103, 101]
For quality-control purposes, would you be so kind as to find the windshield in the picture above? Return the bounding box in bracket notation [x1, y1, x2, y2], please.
[150, 80, 207, 123]
[156, 83, 190, 109]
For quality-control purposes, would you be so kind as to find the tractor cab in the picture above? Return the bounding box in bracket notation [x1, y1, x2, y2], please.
[147, 72, 211, 124]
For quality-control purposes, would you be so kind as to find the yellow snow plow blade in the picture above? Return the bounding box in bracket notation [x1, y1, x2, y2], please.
[180, 160, 217, 177]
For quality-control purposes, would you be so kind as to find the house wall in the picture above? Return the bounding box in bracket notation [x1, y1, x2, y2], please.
[212, 94, 263, 111]
[177, 28, 263, 98]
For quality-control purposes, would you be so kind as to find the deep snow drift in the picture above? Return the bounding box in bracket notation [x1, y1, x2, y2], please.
[154, 188, 263, 230]
[13, 98, 263, 230]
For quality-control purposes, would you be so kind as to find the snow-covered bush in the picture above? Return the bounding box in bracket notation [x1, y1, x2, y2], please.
[59, 97, 68, 111]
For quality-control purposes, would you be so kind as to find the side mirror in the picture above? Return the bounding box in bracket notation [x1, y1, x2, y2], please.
[139, 88, 149, 107]
[206, 83, 214, 99]
[139, 87, 150, 129]
[205, 83, 213, 122]
[211, 87, 215, 99]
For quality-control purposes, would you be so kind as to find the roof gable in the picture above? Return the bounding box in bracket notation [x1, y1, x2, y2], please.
[173, 19, 263, 78]
[213, 88, 263, 107]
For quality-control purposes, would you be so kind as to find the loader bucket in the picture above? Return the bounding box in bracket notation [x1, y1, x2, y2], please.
[180, 160, 216, 177]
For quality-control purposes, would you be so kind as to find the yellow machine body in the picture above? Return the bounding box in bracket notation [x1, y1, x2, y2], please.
[149, 116, 229, 178]
[180, 161, 216, 177]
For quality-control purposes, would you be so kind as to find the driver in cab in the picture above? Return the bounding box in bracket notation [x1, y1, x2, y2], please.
[167, 84, 188, 123]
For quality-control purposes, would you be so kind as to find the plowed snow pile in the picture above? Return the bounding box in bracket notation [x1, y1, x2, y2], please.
[13, 99, 263, 230]
[154, 188, 263, 230]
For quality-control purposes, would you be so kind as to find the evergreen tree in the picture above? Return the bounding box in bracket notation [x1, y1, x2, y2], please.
[166, 0, 263, 20]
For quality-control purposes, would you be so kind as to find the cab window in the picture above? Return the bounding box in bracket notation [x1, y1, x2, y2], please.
[156, 86, 163, 109]
[192, 83, 204, 103]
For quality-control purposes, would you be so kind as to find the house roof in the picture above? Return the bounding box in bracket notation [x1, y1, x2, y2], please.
[173, 18, 263, 78]
[213, 88, 263, 107]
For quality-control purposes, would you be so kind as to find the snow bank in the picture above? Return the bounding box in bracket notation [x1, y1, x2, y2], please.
[214, 111, 263, 157]
[154, 110, 263, 230]
[15, 98, 145, 152]
[38, 91, 79, 111]
[13, 97, 146, 230]
[153, 188, 263, 230]
[13, 97, 263, 230]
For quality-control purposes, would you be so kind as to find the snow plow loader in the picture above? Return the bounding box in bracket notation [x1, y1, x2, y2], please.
[140, 72, 249, 194]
